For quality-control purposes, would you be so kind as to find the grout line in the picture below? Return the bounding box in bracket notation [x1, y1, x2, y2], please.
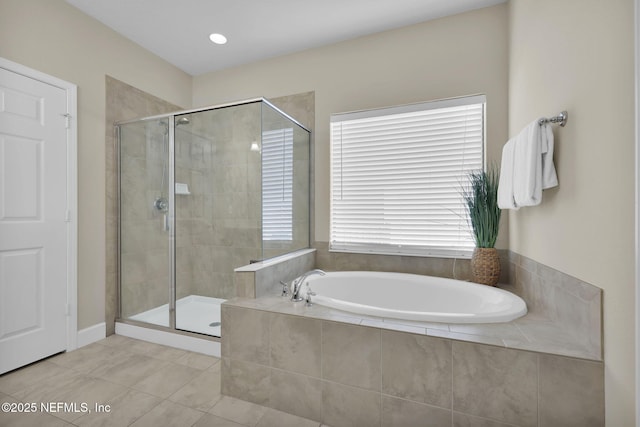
[451, 410, 521, 427]
[379, 392, 452, 411]
[451, 340, 454, 426]
[379, 328, 382, 427]
[267, 311, 273, 417]
[320, 319, 324, 426]
[536, 354, 540, 427]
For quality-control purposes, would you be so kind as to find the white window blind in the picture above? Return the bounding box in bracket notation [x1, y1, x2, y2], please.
[330, 95, 485, 258]
[262, 128, 294, 241]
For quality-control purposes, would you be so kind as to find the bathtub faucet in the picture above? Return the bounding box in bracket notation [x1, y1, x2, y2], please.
[291, 269, 326, 302]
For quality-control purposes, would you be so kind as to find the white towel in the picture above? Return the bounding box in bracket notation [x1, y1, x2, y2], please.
[513, 120, 543, 206]
[498, 119, 558, 209]
[541, 123, 558, 189]
[497, 138, 518, 210]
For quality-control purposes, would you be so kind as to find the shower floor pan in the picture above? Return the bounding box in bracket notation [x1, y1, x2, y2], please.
[128, 295, 225, 337]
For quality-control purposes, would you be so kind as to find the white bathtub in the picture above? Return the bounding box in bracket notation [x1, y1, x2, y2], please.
[302, 271, 527, 324]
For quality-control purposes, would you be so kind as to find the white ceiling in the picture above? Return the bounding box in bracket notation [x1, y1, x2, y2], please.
[66, 0, 505, 76]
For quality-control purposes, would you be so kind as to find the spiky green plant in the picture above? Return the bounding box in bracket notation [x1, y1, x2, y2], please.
[461, 167, 502, 248]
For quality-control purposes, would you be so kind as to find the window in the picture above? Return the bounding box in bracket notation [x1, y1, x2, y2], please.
[262, 128, 294, 241]
[330, 95, 485, 258]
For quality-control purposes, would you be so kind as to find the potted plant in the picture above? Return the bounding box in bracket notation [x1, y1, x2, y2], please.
[462, 167, 502, 286]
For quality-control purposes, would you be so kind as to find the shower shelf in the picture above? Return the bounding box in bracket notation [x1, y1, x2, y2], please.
[175, 182, 190, 195]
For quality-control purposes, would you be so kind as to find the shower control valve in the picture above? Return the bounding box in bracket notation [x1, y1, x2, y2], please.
[153, 197, 169, 213]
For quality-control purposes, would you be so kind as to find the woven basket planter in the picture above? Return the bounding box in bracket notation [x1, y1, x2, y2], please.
[471, 247, 500, 286]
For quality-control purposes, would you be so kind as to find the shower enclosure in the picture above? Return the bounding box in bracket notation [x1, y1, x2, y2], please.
[116, 99, 310, 337]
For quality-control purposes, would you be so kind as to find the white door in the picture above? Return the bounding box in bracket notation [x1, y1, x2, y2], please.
[0, 67, 69, 374]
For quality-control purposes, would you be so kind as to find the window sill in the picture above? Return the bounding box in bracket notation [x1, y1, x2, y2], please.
[328, 246, 473, 260]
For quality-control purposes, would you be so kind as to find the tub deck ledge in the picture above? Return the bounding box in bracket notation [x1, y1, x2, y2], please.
[222, 292, 601, 361]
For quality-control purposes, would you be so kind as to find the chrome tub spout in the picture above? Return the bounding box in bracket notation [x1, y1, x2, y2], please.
[291, 269, 326, 302]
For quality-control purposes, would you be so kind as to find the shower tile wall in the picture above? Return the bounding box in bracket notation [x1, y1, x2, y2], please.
[175, 104, 262, 301]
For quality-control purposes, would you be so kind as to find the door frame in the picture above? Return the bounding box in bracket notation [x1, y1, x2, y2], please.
[636, 0, 640, 425]
[0, 57, 78, 352]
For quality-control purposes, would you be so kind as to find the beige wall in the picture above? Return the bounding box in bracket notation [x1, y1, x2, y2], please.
[508, 0, 635, 424]
[0, 0, 192, 329]
[193, 4, 511, 250]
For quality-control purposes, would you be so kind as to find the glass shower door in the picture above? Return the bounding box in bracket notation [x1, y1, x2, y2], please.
[173, 103, 262, 337]
[261, 102, 310, 258]
[119, 118, 172, 327]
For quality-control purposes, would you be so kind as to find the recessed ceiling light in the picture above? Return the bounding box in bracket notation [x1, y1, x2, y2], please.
[209, 33, 227, 45]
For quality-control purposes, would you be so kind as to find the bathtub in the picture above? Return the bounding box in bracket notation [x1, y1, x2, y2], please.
[301, 271, 527, 324]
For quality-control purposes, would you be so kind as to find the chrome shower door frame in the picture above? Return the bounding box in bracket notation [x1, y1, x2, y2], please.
[168, 115, 176, 330]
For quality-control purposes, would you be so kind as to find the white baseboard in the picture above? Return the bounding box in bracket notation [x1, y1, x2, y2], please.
[115, 322, 220, 357]
[76, 322, 106, 348]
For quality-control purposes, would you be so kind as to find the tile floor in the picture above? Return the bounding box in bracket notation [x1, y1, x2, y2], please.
[0, 335, 324, 427]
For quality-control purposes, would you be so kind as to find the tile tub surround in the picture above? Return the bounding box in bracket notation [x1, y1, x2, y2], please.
[313, 243, 602, 360]
[314, 241, 476, 282]
[234, 248, 316, 298]
[221, 302, 604, 427]
[504, 251, 602, 360]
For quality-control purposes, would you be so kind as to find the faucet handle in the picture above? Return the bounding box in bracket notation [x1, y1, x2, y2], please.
[279, 280, 290, 297]
[305, 289, 317, 307]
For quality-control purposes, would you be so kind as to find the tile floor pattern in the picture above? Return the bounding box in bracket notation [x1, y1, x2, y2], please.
[0, 335, 325, 427]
